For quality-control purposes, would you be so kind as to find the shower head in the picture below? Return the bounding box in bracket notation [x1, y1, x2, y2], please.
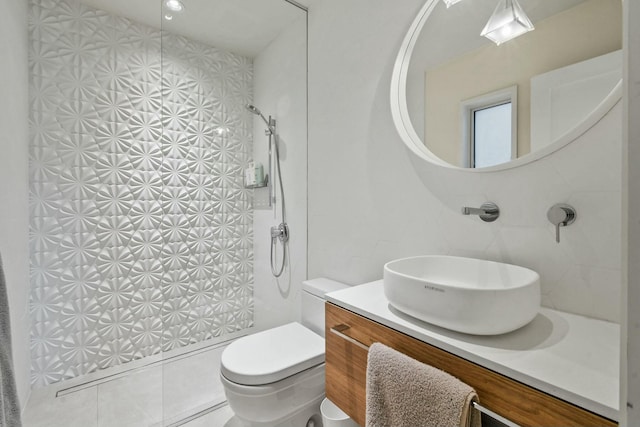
[246, 104, 262, 116]
[245, 104, 275, 134]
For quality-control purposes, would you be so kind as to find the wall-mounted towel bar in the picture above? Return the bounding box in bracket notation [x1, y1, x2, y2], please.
[329, 324, 522, 427]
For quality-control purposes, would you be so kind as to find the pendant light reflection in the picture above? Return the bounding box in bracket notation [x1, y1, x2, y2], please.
[481, 0, 534, 45]
[442, 0, 464, 7]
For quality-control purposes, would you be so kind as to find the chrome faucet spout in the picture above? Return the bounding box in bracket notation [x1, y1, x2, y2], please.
[461, 202, 500, 222]
[461, 206, 486, 215]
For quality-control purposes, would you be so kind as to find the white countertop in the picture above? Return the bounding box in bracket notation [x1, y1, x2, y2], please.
[326, 280, 620, 421]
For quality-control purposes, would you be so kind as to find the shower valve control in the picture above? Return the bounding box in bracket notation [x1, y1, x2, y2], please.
[271, 223, 289, 243]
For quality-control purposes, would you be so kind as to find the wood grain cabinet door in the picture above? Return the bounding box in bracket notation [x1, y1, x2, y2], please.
[325, 303, 616, 427]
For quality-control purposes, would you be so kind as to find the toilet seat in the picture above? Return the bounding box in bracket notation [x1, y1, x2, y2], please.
[221, 322, 325, 386]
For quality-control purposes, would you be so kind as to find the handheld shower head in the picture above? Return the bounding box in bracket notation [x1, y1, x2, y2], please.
[246, 104, 262, 116]
[245, 104, 275, 134]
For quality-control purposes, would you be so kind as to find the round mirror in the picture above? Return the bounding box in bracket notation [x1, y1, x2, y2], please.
[392, 0, 622, 171]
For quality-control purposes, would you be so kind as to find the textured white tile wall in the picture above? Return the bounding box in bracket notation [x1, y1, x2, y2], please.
[308, 0, 622, 323]
[0, 0, 31, 409]
[29, 0, 254, 386]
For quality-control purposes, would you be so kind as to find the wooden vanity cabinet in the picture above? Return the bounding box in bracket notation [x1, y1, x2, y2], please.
[325, 303, 616, 427]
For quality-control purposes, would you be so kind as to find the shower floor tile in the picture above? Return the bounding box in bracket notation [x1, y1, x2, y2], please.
[23, 343, 235, 427]
[97, 366, 164, 427]
[162, 347, 227, 421]
[23, 386, 98, 427]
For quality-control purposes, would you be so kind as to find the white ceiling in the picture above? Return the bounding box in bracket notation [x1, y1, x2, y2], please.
[78, 0, 309, 57]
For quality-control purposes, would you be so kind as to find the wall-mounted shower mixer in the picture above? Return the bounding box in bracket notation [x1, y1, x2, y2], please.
[270, 222, 289, 277]
[271, 223, 289, 242]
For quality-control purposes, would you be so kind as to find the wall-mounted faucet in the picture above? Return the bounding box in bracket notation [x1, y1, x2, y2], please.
[461, 202, 500, 222]
[547, 203, 576, 243]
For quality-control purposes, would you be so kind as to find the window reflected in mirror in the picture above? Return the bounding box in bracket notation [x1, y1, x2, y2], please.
[460, 86, 517, 168]
[473, 102, 514, 168]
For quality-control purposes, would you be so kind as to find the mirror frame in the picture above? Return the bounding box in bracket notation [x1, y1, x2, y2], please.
[390, 0, 623, 172]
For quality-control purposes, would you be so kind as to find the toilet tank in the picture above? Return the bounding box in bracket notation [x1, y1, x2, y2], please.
[302, 278, 348, 337]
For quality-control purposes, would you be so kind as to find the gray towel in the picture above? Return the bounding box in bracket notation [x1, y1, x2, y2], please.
[0, 254, 22, 427]
[366, 343, 480, 427]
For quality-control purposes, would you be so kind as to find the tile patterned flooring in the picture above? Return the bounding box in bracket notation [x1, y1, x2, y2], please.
[23, 343, 238, 427]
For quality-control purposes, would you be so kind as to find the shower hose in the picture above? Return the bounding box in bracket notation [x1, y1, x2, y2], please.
[269, 130, 288, 278]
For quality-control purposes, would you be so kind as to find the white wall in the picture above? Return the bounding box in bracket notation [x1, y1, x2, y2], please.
[0, 0, 31, 409]
[308, 0, 622, 324]
[253, 14, 308, 330]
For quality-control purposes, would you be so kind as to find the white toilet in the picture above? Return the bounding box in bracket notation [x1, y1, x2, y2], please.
[220, 278, 348, 427]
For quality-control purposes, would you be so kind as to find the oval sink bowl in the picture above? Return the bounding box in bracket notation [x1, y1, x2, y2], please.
[383, 256, 540, 335]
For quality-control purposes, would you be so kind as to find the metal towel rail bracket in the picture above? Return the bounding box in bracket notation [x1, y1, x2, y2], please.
[329, 324, 522, 427]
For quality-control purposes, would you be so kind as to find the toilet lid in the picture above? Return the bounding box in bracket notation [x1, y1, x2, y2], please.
[221, 322, 325, 386]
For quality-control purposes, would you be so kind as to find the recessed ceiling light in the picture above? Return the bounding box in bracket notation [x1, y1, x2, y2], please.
[165, 0, 184, 12]
[164, 14, 173, 21]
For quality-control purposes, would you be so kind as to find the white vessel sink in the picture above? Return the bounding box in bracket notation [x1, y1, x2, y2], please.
[383, 256, 540, 335]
